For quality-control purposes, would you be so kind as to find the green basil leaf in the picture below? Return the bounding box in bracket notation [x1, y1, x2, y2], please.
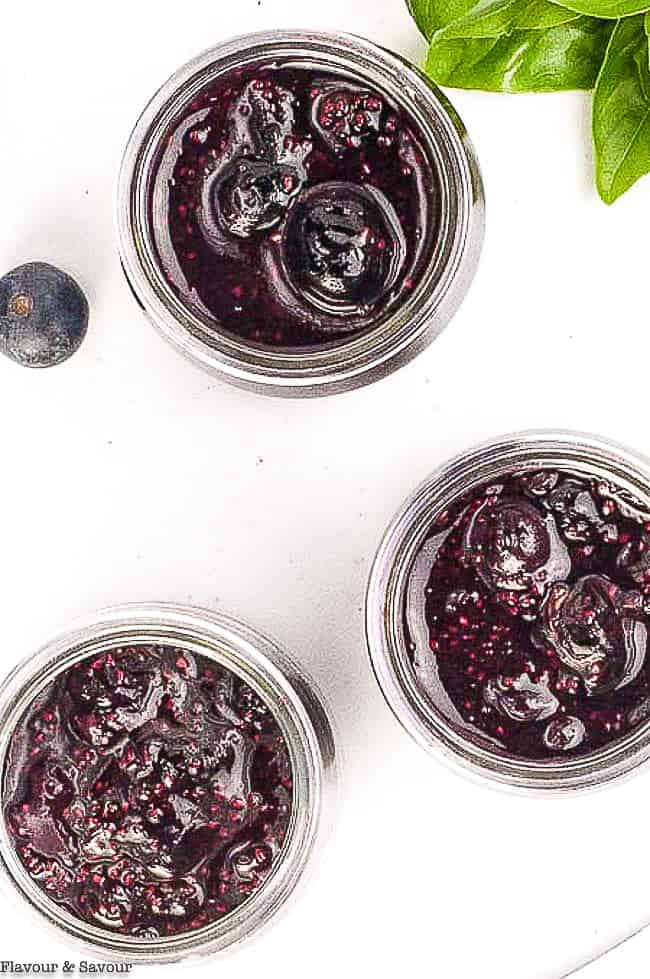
[441, 0, 580, 37]
[425, 5, 613, 91]
[593, 15, 650, 202]
[406, 0, 475, 39]
[547, 0, 650, 19]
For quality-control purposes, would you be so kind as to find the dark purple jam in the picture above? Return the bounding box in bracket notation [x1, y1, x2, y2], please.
[2, 645, 292, 938]
[151, 64, 439, 347]
[406, 468, 650, 759]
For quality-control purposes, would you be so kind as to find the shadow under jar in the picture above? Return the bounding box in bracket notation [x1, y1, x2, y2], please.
[367, 433, 650, 792]
[0, 605, 335, 962]
[117, 31, 484, 397]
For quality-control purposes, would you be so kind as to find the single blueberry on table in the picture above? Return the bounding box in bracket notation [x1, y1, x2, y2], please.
[0, 262, 89, 368]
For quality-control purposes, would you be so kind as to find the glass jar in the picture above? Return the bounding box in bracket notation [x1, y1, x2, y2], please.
[116, 30, 484, 397]
[366, 431, 650, 793]
[0, 604, 336, 961]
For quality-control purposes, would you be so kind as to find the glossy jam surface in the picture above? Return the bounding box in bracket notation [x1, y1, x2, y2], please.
[152, 64, 439, 347]
[406, 468, 650, 759]
[2, 645, 293, 938]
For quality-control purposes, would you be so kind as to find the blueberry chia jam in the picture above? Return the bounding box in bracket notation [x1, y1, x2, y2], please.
[152, 64, 439, 348]
[408, 467, 650, 760]
[368, 435, 650, 790]
[119, 32, 483, 394]
[1, 643, 292, 939]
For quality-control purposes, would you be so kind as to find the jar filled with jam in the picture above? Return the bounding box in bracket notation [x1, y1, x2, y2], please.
[117, 30, 484, 396]
[367, 433, 650, 792]
[0, 604, 336, 960]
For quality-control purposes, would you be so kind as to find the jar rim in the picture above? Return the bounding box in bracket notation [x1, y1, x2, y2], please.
[0, 603, 336, 961]
[366, 430, 650, 794]
[116, 29, 484, 397]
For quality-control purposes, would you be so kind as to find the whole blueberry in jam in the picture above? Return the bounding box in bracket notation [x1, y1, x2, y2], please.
[152, 66, 439, 347]
[0, 263, 88, 368]
[406, 469, 650, 759]
[2, 646, 292, 938]
[269, 182, 407, 326]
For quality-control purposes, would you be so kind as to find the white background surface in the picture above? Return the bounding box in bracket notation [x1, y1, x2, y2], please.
[1, 2, 649, 977]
